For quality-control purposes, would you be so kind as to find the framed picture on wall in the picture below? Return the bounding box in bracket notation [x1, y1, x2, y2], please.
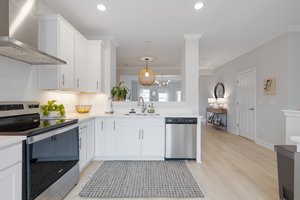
[263, 77, 276, 95]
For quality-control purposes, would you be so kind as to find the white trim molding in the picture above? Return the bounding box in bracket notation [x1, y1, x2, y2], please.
[183, 34, 203, 40]
[255, 138, 274, 151]
[288, 25, 300, 32]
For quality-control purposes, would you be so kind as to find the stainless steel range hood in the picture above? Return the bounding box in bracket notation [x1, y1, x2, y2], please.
[0, 0, 66, 65]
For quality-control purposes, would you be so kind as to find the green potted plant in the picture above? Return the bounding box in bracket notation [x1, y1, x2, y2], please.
[111, 81, 129, 101]
[41, 100, 66, 117]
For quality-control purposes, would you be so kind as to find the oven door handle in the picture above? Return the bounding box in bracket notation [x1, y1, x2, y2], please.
[27, 123, 79, 144]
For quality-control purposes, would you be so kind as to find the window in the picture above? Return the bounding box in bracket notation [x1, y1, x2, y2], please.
[176, 91, 182, 102]
[158, 90, 168, 102]
[139, 89, 150, 102]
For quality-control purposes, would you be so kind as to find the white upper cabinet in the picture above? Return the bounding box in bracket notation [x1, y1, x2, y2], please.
[75, 32, 87, 91]
[86, 40, 103, 93]
[58, 21, 75, 89]
[38, 14, 88, 92]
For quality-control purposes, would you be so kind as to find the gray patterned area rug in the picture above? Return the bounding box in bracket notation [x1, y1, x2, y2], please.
[79, 161, 204, 198]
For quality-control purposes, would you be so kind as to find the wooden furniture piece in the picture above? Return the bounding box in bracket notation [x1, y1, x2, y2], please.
[206, 107, 227, 131]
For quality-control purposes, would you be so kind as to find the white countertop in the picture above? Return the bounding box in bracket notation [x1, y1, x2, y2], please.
[66, 112, 202, 123]
[291, 136, 300, 152]
[0, 136, 26, 149]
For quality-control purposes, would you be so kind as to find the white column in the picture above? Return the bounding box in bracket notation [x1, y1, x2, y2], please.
[288, 25, 300, 109]
[104, 36, 119, 95]
[183, 34, 202, 114]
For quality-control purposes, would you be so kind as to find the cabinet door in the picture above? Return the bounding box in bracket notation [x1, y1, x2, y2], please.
[86, 120, 95, 162]
[86, 41, 102, 93]
[75, 32, 87, 91]
[95, 118, 105, 157]
[59, 20, 75, 89]
[79, 126, 87, 171]
[116, 127, 141, 156]
[0, 163, 22, 200]
[104, 119, 117, 156]
[141, 126, 165, 157]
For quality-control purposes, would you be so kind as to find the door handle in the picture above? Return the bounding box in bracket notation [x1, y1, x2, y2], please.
[101, 121, 104, 131]
[139, 129, 141, 139]
[249, 108, 254, 111]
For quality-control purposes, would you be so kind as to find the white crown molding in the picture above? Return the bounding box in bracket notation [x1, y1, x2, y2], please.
[183, 34, 203, 40]
[117, 66, 181, 70]
[288, 25, 300, 32]
[213, 32, 286, 70]
[199, 67, 215, 70]
[110, 36, 119, 47]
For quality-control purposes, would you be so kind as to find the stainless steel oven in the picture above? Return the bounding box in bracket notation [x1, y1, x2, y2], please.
[0, 101, 80, 200]
[25, 123, 79, 200]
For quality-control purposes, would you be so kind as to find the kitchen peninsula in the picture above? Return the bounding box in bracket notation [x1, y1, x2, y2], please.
[69, 112, 202, 171]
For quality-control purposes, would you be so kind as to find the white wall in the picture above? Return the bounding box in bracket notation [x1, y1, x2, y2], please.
[288, 31, 300, 109]
[199, 76, 216, 119]
[200, 34, 288, 147]
[0, 56, 82, 114]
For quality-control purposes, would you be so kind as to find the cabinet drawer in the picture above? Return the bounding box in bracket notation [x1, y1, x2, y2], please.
[0, 143, 22, 171]
[79, 122, 87, 134]
[118, 118, 164, 127]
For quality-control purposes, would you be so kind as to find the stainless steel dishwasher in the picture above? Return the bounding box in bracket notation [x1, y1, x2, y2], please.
[165, 117, 197, 160]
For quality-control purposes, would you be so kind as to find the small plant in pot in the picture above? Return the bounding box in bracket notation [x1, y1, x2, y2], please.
[111, 81, 129, 101]
[41, 100, 66, 118]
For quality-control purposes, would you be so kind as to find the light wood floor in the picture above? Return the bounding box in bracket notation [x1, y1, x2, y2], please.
[64, 124, 279, 200]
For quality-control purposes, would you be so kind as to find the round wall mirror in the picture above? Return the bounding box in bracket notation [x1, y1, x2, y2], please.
[214, 83, 225, 99]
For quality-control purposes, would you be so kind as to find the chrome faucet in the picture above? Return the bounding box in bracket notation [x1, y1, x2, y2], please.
[138, 96, 147, 113]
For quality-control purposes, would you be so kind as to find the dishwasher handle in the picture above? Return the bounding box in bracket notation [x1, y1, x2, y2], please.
[165, 117, 197, 124]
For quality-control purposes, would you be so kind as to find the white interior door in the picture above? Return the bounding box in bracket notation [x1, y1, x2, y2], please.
[236, 69, 256, 141]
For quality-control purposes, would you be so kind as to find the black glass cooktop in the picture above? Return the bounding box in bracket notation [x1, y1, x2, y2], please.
[0, 113, 78, 137]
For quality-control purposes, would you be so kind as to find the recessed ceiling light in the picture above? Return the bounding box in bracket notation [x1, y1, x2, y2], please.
[97, 4, 106, 11]
[194, 2, 204, 10]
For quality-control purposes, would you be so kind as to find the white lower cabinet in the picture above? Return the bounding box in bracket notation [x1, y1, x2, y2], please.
[79, 119, 95, 172]
[117, 127, 141, 157]
[79, 122, 87, 171]
[94, 118, 117, 157]
[95, 118, 106, 157]
[141, 127, 165, 157]
[0, 142, 23, 200]
[86, 120, 95, 162]
[94, 117, 165, 160]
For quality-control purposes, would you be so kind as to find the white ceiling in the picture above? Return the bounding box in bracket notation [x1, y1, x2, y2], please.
[42, 0, 300, 69]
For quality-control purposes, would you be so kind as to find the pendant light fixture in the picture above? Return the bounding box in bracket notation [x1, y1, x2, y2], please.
[138, 57, 156, 86]
[155, 75, 171, 87]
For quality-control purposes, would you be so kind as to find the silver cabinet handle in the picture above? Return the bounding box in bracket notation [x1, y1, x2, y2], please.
[97, 81, 99, 90]
[141, 129, 144, 139]
[139, 129, 141, 139]
[79, 137, 82, 149]
[101, 121, 104, 131]
[76, 78, 79, 88]
[80, 126, 87, 130]
[61, 74, 65, 86]
[113, 121, 116, 131]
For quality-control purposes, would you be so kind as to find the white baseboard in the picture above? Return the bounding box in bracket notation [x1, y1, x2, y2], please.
[255, 138, 274, 150]
[227, 127, 237, 135]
